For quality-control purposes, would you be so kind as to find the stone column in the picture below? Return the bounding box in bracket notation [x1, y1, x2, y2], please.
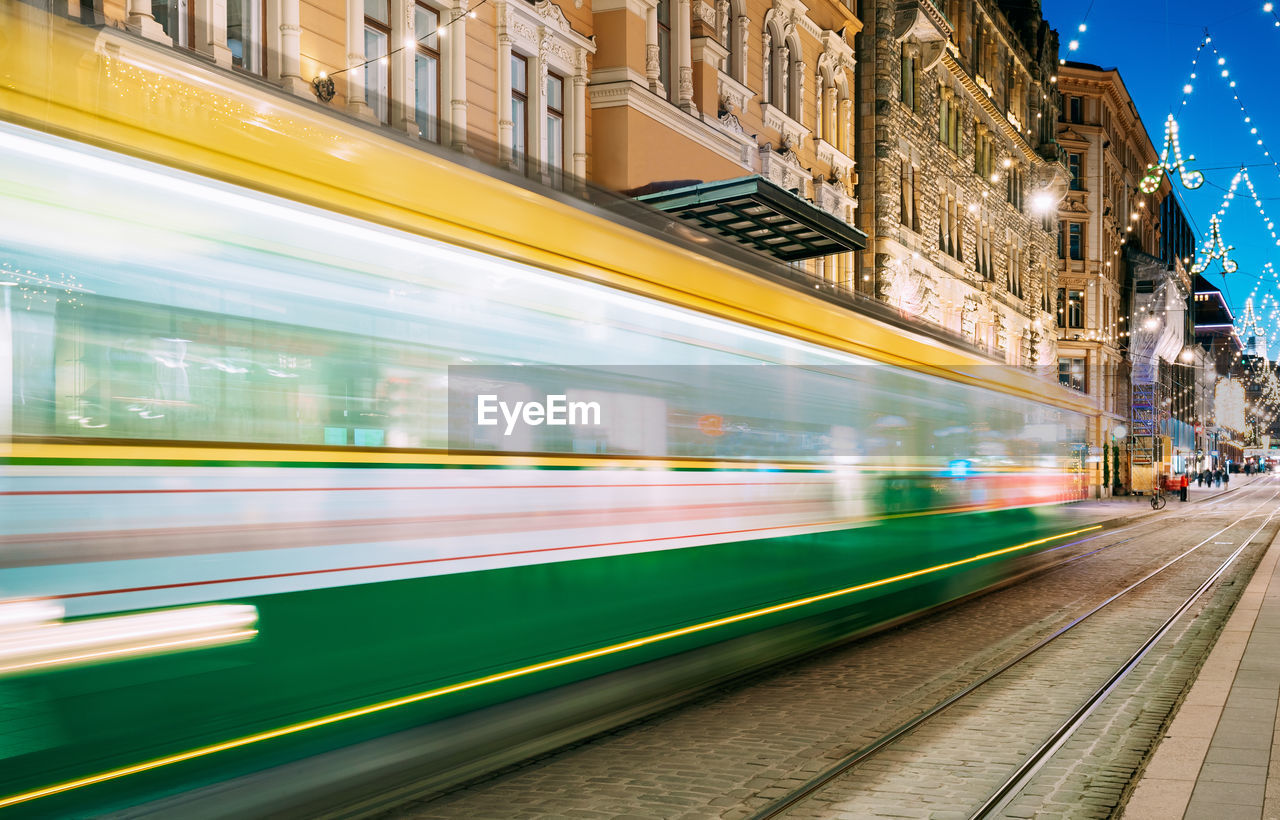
[646, 5, 662, 95]
[278, 0, 308, 96]
[676, 0, 694, 112]
[196, 0, 233, 68]
[451, 1, 469, 148]
[573, 51, 588, 181]
[126, 0, 168, 42]
[823, 86, 837, 144]
[346, 0, 371, 115]
[396, 0, 418, 135]
[498, 33, 514, 164]
[838, 97, 851, 155]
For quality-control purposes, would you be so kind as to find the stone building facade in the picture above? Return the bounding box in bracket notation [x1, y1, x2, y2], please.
[857, 0, 1065, 367]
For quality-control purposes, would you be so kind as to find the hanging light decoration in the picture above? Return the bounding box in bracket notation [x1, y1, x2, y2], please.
[1192, 215, 1238, 274]
[1140, 115, 1204, 193]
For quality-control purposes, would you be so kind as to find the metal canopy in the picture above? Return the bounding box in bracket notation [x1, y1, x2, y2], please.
[635, 175, 868, 262]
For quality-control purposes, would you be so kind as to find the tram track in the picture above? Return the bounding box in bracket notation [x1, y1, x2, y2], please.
[353, 481, 1280, 820]
[748, 480, 1280, 819]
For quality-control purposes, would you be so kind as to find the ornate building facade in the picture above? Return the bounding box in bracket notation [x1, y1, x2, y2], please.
[590, 0, 866, 283]
[1054, 61, 1183, 493]
[857, 0, 1065, 366]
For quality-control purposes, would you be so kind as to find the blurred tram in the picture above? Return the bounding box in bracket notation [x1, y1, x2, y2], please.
[0, 5, 1092, 815]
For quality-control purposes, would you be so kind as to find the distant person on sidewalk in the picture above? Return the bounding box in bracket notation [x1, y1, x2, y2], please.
[1180, 473, 1189, 502]
[1223, 470, 1230, 490]
[1197, 471, 1205, 487]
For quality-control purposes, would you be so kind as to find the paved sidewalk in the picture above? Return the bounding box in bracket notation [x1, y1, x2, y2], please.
[1122, 484, 1280, 820]
[1055, 473, 1265, 528]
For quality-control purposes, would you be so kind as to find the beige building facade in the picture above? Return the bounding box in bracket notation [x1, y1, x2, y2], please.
[1054, 61, 1176, 493]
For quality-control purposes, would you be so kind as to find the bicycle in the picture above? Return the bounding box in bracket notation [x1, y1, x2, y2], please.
[1150, 491, 1167, 510]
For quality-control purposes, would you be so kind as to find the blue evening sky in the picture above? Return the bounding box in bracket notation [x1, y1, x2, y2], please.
[1040, 0, 1280, 351]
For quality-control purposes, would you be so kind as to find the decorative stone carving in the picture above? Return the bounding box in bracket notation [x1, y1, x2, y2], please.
[880, 263, 939, 324]
[760, 143, 810, 197]
[719, 109, 744, 133]
[893, 0, 951, 72]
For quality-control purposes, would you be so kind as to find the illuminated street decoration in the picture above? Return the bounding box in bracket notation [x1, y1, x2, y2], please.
[1192, 215, 1237, 273]
[1139, 115, 1204, 193]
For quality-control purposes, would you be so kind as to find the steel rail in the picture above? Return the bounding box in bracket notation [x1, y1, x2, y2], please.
[748, 480, 1280, 820]
[969, 504, 1280, 818]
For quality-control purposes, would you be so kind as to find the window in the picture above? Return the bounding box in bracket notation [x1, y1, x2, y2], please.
[1069, 223, 1083, 260]
[657, 0, 672, 98]
[1068, 153, 1083, 190]
[974, 125, 993, 180]
[1056, 287, 1066, 324]
[1006, 166, 1023, 210]
[721, 3, 745, 83]
[1069, 96, 1083, 123]
[900, 46, 918, 112]
[938, 193, 962, 261]
[899, 160, 919, 232]
[546, 71, 565, 180]
[151, 0, 190, 48]
[938, 91, 959, 152]
[1067, 288, 1084, 328]
[227, 0, 263, 73]
[365, 0, 391, 124]
[976, 215, 993, 280]
[1058, 357, 1086, 392]
[414, 3, 441, 142]
[1007, 236, 1024, 298]
[511, 53, 528, 171]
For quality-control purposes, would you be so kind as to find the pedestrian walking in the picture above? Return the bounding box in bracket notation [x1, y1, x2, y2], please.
[1180, 473, 1189, 502]
[1223, 469, 1230, 490]
[1197, 471, 1205, 487]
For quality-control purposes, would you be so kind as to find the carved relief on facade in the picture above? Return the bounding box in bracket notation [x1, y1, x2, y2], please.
[879, 262, 939, 323]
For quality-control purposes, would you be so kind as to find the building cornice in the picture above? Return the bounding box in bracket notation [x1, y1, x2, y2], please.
[589, 80, 752, 168]
[941, 51, 1038, 164]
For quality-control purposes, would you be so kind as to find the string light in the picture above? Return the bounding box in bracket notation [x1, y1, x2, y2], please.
[1192, 214, 1237, 274]
[1140, 115, 1204, 193]
[310, 0, 491, 102]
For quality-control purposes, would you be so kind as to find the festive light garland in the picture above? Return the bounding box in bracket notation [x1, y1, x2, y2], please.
[1140, 115, 1204, 193]
[1193, 214, 1238, 274]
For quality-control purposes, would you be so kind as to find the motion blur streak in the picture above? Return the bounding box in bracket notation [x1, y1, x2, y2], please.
[0, 525, 1098, 810]
[0, 602, 258, 675]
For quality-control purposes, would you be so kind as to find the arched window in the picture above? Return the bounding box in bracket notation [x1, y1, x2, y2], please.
[785, 34, 802, 120]
[720, 0, 747, 84]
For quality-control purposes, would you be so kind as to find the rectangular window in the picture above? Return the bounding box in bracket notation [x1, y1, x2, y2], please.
[414, 3, 440, 143]
[1058, 357, 1086, 392]
[1069, 223, 1083, 260]
[364, 0, 391, 124]
[1057, 222, 1065, 259]
[1056, 287, 1066, 325]
[227, 0, 264, 74]
[900, 47, 917, 112]
[546, 71, 565, 180]
[511, 53, 529, 171]
[1068, 153, 1083, 191]
[1068, 289, 1084, 328]
[1069, 96, 1082, 123]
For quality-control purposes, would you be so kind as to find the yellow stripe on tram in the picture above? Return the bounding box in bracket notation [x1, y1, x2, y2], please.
[0, 524, 1101, 810]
